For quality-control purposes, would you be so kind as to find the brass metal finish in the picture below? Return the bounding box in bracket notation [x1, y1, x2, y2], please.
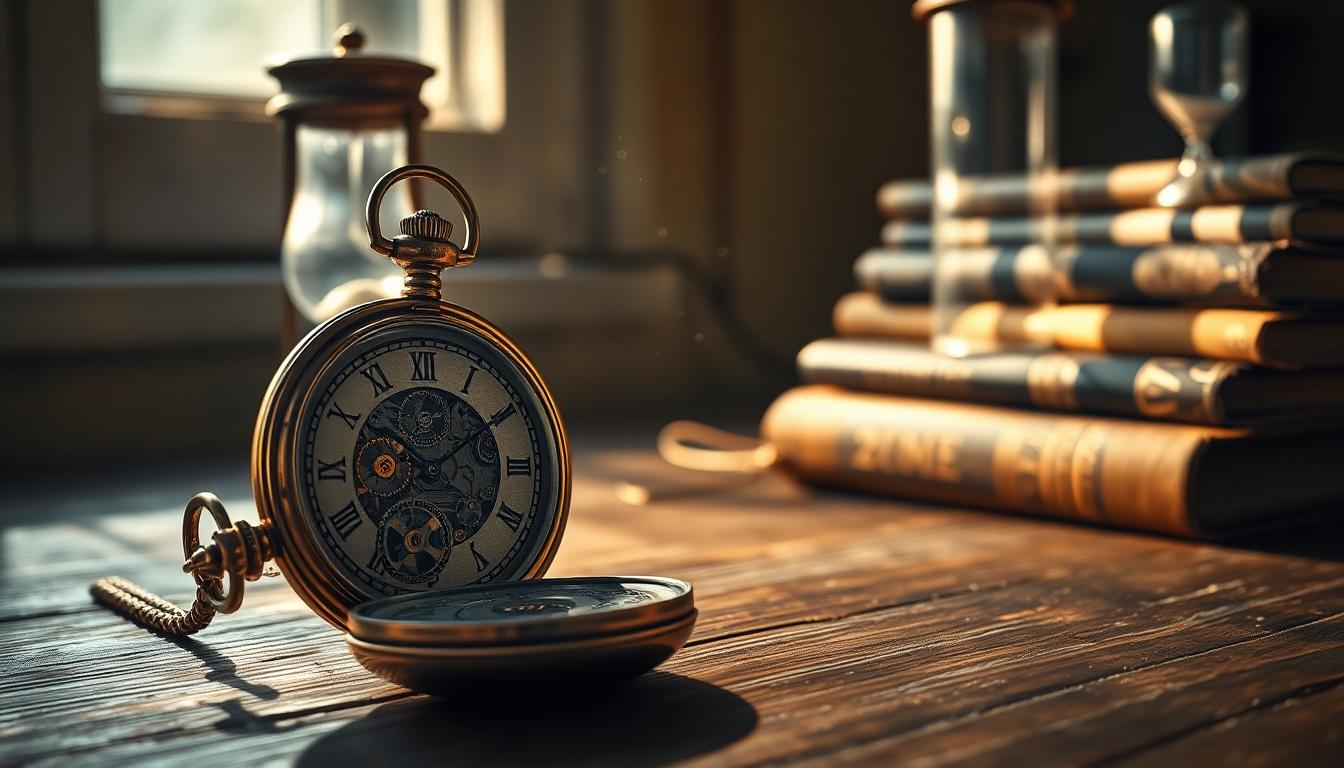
[91, 163, 577, 699]
[367, 165, 478, 257]
[90, 493, 276, 634]
[366, 164, 480, 301]
[252, 298, 572, 631]
[347, 576, 695, 646]
[400, 210, 454, 242]
[95, 308, 569, 636]
[89, 576, 219, 636]
[346, 611, 698, 694]
[94, 294, 569, 636]
[341, 577, 696, 693]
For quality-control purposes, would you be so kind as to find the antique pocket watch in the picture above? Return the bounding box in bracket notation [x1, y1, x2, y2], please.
[93, 165, 695, 693]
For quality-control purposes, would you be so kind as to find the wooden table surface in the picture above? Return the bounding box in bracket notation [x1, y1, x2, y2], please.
[3, 432, 1343, 767]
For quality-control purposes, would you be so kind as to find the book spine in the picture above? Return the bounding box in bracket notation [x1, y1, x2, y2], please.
[875, 154, 1305, 218]
[797, 340, 1243, 424]
[879, 204, 1305, 248]
[832, 294, 1314, 369]
[855, 244, 1278, 307]
[877, 165, 1152, 217]
[762, 386, 1223, 536]
[832, 293, 935, 339]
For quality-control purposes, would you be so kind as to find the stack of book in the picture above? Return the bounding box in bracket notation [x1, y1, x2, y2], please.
[764, 154, 1344, 537]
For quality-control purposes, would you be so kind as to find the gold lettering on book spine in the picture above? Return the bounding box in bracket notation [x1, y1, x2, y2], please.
[850, 425, 963, 483]
[991, 421, 1106, 520]
[764, 388, 1202, 536]
[1068, 426, 1106, 518]
[858, 356, 975, 396]
[990, 427, 1042, 508]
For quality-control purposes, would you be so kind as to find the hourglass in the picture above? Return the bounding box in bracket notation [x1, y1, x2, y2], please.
[268, 24, 434, 336]
[1149, 2, 1249, 207]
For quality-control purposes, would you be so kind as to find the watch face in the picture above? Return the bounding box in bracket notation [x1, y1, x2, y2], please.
[297, 320, 562, 597]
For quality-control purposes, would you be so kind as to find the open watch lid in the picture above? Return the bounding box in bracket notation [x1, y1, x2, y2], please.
[344, 576, 697, 693]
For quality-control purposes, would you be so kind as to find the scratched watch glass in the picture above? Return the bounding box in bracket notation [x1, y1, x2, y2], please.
[300, 322, 561, 596]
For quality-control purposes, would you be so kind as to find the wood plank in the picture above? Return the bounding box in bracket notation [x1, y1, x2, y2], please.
[659, 585, 1344, 766]
[0, 502, 266, 622]
[17, 578, 1343, 767]
[4, 488, 1000, 761]
[1108, 684, 1344, 768]
[6, 511, 1343, 764]
[4, 447, 1343, 766]
[805, 614, 1344, 766]
[0, 514, 1033, 759]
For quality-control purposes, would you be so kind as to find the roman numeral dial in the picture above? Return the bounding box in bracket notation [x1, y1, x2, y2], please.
[497, 504, 523, 532]
[469, 542, 490, 572]
[328, 402, 361, 430]
[302, 334, 554, 597]
[360, 363, 392, 397]
[330, 501, 362, 540]
[410, 351, 436, 381]
[318, 457, 347, 481]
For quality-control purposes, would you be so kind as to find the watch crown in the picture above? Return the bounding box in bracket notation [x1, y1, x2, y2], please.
[400, 210, 454, 242]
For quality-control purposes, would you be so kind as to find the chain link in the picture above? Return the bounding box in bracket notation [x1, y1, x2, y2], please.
[89, 575, 219, 635]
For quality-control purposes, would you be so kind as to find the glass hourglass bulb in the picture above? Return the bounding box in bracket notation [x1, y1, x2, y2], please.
[1149, 1, 1248, 207]
[282, 124, 414, 323]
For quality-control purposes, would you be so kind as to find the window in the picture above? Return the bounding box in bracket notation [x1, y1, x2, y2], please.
[3, 0, 702, 454]
[11, 1, 589, 251]
[97, 0, 505, 131]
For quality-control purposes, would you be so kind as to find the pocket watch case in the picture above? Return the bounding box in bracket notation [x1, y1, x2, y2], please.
[91, 164, 696, 694]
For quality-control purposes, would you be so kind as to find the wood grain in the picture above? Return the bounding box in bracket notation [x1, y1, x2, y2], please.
[2, 436, 1342, 766]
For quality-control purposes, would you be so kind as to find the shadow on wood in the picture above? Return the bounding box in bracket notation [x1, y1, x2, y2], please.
[294, 672, 756, 767]
[1228, 516, 1344, 563]
[168, 636, 280, 701]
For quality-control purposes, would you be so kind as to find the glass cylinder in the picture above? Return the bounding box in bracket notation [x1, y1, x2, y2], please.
[921, 0, 1062, 356]
[283, 125, 414, 322]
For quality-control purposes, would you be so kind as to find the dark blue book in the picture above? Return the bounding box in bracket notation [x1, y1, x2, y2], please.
[854, 243, 1344, 308]
[798, 338, 1344, 426]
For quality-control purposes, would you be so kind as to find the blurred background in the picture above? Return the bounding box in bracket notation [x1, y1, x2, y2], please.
[3, 0, 1344, 467]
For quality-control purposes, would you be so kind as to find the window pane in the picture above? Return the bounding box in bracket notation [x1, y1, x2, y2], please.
[99, 0, 324, 97]
[97, 0, 503, 131]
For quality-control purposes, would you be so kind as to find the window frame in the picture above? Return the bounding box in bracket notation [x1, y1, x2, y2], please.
[0, 0, 737, 452]
[7, 0, 597, 254]
[1, 1, 720, 374]
[95, 0, 506, 133]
